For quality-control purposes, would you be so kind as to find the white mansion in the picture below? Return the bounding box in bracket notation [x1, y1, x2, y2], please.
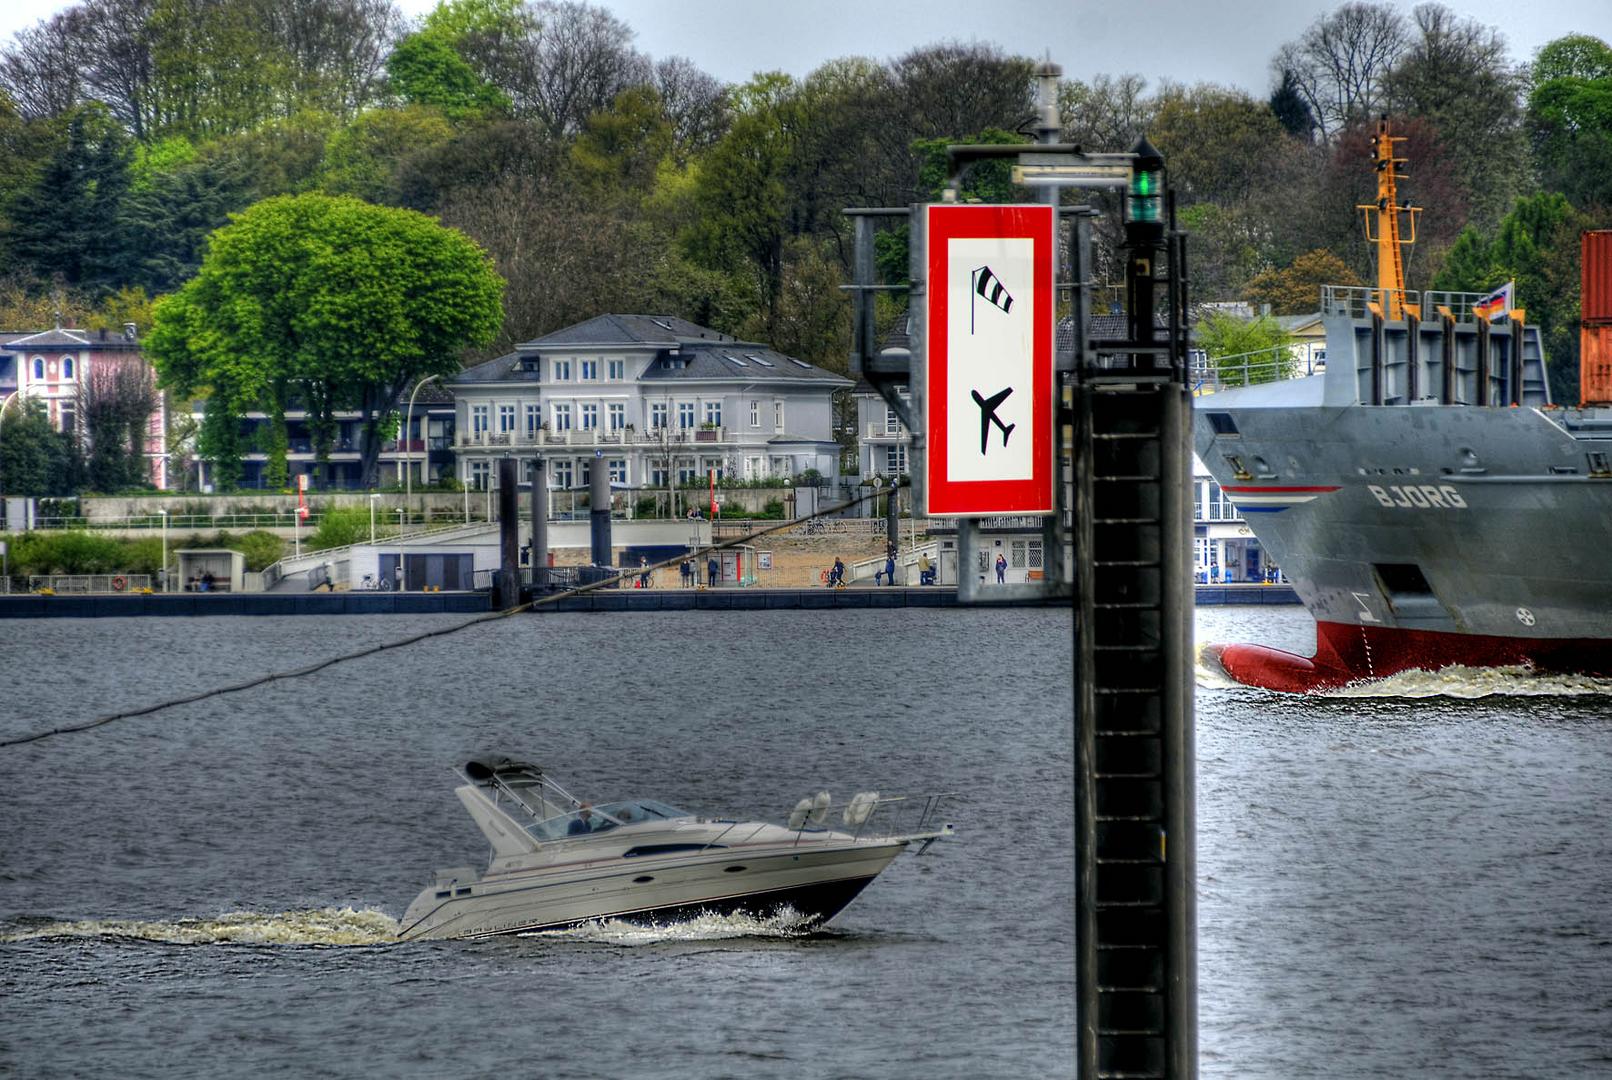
[448, 315, 852, 491]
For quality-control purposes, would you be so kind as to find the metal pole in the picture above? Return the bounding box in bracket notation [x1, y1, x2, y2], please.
[589, 455, 611, 567]
[160, 510, 167, 593]
[530, 456, 548, 588]
[369, 496, 376, 545]
[496, 457, 519, 607]
[396, 508, 405, 590]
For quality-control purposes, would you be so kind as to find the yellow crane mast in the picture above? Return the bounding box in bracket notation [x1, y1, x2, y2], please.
[1357, 117, 1422, 322]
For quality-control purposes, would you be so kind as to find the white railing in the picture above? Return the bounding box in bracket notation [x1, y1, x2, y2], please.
[1320, 284, 1493, 322]
[28, 574, 156, 593]
[32, 512, 325, 531]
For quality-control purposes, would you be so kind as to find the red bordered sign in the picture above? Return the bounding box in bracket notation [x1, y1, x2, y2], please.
[924, 204, 1055, 516]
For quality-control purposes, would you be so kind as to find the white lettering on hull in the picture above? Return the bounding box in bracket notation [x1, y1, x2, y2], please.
[1367, 484, 1467, 509]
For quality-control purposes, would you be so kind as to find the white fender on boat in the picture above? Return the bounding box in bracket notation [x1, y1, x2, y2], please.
[844, 791, 879, 826]
[808, 790, 831, 826]
[788, 797, 813, 831]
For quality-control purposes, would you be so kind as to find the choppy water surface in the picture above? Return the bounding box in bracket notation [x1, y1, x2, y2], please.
[2, 607, 1608, 1078]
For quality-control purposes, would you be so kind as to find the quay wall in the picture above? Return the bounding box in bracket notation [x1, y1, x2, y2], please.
[0, 584, 1296, 618]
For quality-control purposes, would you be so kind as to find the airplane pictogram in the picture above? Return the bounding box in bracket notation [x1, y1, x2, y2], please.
[970, 386, 1016, 455]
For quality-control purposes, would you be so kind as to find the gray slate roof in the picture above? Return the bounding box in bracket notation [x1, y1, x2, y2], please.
[451, 315, 850, 388]
[518, 314, 739, 349]
[452, 351, 524, 385]
[638, 343, 849, 385]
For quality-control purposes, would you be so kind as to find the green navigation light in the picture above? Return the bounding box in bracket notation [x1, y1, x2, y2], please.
[1126, 166, 1162, 224]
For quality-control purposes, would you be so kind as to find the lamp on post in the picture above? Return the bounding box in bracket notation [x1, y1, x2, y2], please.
[158, 508, 168, 593]
[404, 374, 442, 516]
[396, 507, 406, 590]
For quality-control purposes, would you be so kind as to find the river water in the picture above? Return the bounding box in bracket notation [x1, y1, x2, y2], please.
[1, 607, 1608, 1078]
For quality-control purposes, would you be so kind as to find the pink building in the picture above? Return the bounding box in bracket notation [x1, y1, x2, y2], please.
[0, 324, 169, 489]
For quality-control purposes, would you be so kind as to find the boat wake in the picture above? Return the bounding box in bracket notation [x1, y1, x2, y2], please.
[1321, 665, 1612, 700]
[521, 906, 823, 946]
[0, 907, 400, 947]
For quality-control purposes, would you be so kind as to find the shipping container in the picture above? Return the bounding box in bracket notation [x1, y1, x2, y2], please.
[1583, 323, 1612, 406]
[1585, 230, 1612, 323]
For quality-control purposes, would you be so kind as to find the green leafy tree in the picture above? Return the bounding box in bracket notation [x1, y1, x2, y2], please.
[320, 105, 457, 204]
[1198, 311, 1296, 385]
[147, 193, 504, 488]
[0, 399, 79, 497]
[1528, 34, 1612, 210]
[386, 31, 510, 117]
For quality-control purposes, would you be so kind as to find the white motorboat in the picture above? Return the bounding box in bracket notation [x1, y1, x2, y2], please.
[398, 756, 955, 941]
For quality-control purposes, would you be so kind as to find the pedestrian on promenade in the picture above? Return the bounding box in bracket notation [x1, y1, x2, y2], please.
[393, 562, 403, 591]
[995, 553, 1007, 584]
[679, 558, 692, 587]
[707, 555, 719, 588]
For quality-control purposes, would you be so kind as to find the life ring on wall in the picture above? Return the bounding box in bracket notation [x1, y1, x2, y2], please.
[110, 576, 127, 592]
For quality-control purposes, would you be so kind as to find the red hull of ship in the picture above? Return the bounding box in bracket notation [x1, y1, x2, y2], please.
[1204, 620, 1612, 693]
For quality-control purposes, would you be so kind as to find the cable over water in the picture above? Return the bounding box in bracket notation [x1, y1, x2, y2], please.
[0, 489, 887, 749]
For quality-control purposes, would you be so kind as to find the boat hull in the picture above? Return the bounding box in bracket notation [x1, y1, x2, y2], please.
[399, 841, 907, 941]
[1195, 395, 1612, 691]
[1205, 619, 1612, 692]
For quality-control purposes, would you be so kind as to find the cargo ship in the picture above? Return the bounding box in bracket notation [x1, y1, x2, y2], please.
[1193, 120, 1612, 692]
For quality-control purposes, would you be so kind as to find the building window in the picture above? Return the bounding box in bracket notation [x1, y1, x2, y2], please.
[62, 357, 74, 379]
[469, 460, 491, 490]
[885, 444, 908, 474]
[497, 404, 515, 433]
[678, 463, 700, 484]
[553, 359, 571, 381]
[580, 403, 598, 430]
[775, 401, 784, 432]
[608, 359, 625, 380]
[608, 403, 625, 431]
[471, 404, 489, 435]
[552, 459, 573, 489]
[650, 463, 668, 486]
[525, 404, 542, 437]
[608, 458, 627, 484]
[650, 402, 668, 430]
[552, 403, 572, 430]
[33, 357, 43, 379]
[703, 401, 721, 427]
[885, 406, 900, 435]
[59, 402, 76, 435]
[580, 360, 598, 380]
[678, 402, 695, 429]
[750, 401, 759, 428]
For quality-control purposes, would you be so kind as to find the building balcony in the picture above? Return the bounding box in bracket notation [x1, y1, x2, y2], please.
[863, 424, 908, 440]
[453, 427, 736, 451]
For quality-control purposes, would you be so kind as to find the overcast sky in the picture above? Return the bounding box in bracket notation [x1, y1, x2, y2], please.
[2, 0, 1603, 96]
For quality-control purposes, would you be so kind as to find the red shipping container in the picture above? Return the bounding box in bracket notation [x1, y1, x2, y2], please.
[1583, 323, 1612, 406]
[1585, 230, 1612, 323]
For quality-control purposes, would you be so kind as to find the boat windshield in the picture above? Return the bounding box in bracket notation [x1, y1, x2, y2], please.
[525, 799, 692, 842]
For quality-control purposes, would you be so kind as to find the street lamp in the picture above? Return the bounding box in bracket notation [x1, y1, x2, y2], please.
[369, 493, 379, 544]
[404, 374, 442, 516]
[396, 507, 406, 590]
[157, 509, 168, 596]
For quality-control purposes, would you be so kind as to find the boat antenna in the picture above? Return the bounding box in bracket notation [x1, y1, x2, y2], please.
[1356, 115, 1422, 322]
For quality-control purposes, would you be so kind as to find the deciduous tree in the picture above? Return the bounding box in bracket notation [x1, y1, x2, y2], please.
[147, 193, 503, 487]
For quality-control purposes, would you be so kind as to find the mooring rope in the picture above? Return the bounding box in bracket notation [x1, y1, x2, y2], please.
[0, 488, 891, 748]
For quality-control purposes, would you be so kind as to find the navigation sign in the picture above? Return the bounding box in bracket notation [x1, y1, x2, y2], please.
[924, 203, 1055, 516]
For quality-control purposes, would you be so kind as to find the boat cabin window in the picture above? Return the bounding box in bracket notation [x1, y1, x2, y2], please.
[524, 799, 692, 842]
[1206, 412, 1239, 436]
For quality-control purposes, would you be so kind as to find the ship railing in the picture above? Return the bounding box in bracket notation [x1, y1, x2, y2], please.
[726, 791, 961, 847]
[1191, 345, 1312, 393]
[1321, 284, 1497, 322]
